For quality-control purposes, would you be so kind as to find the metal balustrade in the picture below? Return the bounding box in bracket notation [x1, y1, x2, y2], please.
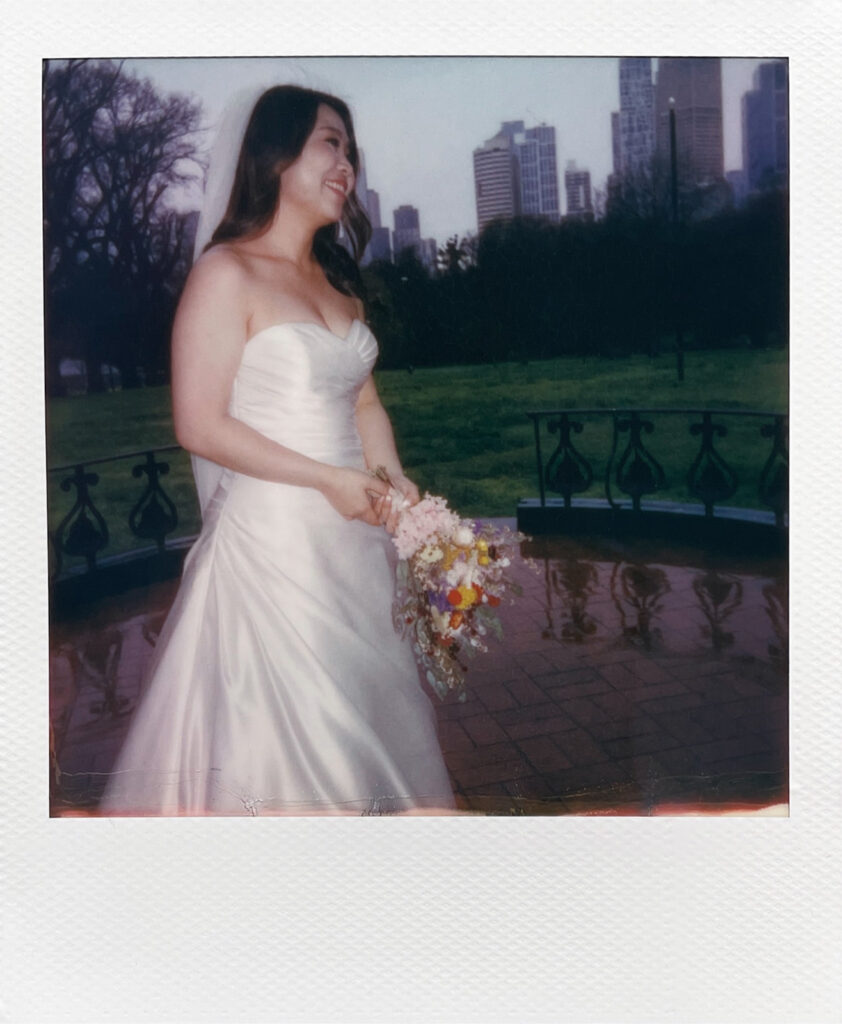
[47, 408, 788, 601]
[48, 445, 194, 594]
[521, 408, 787, 547]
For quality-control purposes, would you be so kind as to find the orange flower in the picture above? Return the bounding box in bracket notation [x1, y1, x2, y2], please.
[449, 611, 464, 629]
[447, 586, 478, 610]
[488, 594, 501, 607]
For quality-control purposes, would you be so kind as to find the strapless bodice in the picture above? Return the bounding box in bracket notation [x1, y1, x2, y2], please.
[230, 318, 377, 463]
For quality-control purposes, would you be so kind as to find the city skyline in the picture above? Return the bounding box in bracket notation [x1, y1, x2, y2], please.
[472, 120, 560, 231]
[124, 56, 768, 243]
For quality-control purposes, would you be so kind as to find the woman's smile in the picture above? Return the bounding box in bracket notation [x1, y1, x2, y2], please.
[324, 176, 349, 198]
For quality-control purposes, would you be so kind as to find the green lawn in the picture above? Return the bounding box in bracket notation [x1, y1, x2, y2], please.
[47, 347, 788, 569]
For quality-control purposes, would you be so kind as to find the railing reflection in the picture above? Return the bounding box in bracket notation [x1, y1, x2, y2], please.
[610, 562, 671, 651]
[534, 546, 786, 668]
[693, 570, 743, 653]
[540, 556, 599, 643]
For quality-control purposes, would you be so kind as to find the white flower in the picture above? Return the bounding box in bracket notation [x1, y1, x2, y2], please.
[452, 525, 475, 547]
[417, 545, 443, 565]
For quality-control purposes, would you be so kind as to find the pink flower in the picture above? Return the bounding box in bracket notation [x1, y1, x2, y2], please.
[393, 494, 461, 559]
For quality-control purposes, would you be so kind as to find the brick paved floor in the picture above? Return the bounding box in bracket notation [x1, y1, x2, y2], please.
[50, 529, 788, 816]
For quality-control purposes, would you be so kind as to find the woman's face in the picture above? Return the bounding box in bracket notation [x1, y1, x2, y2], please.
[279, 103, 355, 224]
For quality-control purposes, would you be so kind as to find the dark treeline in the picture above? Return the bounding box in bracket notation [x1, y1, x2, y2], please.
[44, 59, 787, 395]
[43, 59, 204, 396]
[366, 187, 788, 371]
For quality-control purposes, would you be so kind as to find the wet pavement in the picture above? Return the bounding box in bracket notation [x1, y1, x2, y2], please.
[50, 529, 788, 816]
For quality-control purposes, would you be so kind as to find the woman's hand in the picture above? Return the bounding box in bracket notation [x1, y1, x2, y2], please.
[370, 471, 421, 534]
[321, 467, 390, 526]
[389, 472, 421, 507]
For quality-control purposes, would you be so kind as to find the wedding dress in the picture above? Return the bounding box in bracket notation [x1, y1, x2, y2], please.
[100, 319, 455, 815]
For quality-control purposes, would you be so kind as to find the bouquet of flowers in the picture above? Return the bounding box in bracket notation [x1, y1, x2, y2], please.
[380, 473, 529, 702]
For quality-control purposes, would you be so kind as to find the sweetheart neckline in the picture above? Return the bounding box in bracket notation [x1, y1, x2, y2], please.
[245, 318, 364, 347]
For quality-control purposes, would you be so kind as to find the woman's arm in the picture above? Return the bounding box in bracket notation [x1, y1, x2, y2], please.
[171, 250, 388, 525]
[353, 374, 406, 482]
[354, 373, 421, 531]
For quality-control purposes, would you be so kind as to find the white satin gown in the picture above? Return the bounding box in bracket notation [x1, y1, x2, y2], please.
[100, 319, 455, 815]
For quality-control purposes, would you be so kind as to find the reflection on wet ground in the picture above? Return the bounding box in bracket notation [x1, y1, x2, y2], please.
[50, 531, 787, 816]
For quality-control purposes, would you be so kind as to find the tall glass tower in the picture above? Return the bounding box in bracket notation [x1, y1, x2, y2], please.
[655, 58, 724, 185]
[618, 57, 655, 174]
[742, 61, 788, 191]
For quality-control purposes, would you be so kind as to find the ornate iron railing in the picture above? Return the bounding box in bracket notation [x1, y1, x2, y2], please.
[527, 408, 788, 527]
[48, 444, 194, 581]
[49, 409, 788, 585]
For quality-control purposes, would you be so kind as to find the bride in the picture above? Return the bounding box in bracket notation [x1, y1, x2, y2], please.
[100, 85, 456, 816]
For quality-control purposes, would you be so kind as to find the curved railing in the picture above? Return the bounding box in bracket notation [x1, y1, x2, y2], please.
[521, 408, 787, 544]
[48, 444, 197, 588]
[48, 408, 788, 597]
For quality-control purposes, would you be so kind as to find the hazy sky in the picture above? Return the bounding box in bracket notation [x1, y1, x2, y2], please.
[125, 56, 765, 245]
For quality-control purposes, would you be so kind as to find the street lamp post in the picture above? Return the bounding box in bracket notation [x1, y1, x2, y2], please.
[669, 98, 685, 383]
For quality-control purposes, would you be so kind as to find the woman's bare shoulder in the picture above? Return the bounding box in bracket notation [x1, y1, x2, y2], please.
[189, 243, 253, 290]
[174, 245, 253, 345]
[180, 245, 256, 318]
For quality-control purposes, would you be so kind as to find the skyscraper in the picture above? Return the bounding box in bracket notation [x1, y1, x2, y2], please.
[345, 150, 382, 265]
[365, 188, 381, 230]
[473, 119, 559, 232]
[655, 58, 724, 185]
[564, 161, 593, 219]
[355, 148, 369, 217]
[511, 122, 560, 221]
[392, 204, 421, 259]
[618, 57, 655, 174]
[607, 111, 623, 208]
[742, 60, 788, 191]
[611, 111, 621, 175]
[367, 227, 392, 263]
[473, 129, 521, 232]
[725, 169, 748, 208]
[362, 189, 392, 263]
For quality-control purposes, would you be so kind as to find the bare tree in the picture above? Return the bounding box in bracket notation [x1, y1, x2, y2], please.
[43, 59, 204, 392]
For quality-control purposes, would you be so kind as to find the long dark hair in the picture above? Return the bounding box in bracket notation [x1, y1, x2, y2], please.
[208, 85, 371, 298]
